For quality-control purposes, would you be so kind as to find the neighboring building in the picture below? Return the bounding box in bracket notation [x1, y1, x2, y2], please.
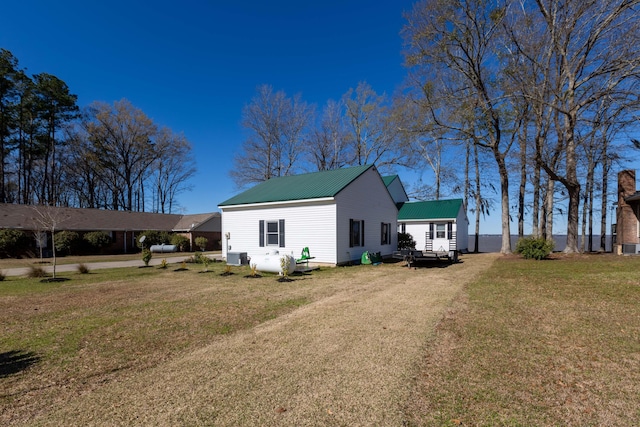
[397, 199, 469, 254]
[218, 164, 399, 265]
[172, 213, 223, 251]
[0, 204, 221, 254]
[615, 170, 640, 254]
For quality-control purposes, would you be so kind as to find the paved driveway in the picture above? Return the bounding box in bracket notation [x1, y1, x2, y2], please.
[2, 254, 223, 277]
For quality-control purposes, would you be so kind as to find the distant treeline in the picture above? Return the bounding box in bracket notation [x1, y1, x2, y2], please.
[0, 49, 194, 213]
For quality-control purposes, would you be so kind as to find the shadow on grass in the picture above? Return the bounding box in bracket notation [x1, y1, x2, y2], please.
[0, 350, 41, 378]
[40, 277, 71, 283]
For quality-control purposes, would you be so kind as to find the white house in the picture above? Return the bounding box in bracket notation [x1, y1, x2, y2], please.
[218, 164, 398, 265]
[397, 199, 469, 253]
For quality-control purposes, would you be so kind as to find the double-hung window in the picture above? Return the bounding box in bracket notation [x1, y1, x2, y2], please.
[436, 223, 446, 239]
[259, 219, 285, 247]
[381, 222, 391, 245]
[349, 219, 365, 247]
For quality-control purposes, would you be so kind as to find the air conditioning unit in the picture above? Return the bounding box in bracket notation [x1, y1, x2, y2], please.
[227, 251, 248, 266]
[622, 244, 640, 255]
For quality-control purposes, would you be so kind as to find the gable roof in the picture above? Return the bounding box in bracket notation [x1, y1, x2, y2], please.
[219, 164, 375, 207]
[381, 175, 398, 187]
[397, 199, 464, 221]
[0, 203, 219, 232]
[173, 213, 220, 231]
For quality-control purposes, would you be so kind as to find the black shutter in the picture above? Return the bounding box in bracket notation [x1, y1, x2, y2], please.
[259, 220, 264, 247]
[447, 222, 453, 240]
[428, 223, 434, 240]
[381, 223, 384, 245]
[279, 219, 285, 247]
[349, 219, 354, 247]
[361, 220, 365, 246]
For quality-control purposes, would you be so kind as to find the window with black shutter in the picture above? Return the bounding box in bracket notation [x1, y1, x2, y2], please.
[261, 219, 285, 247]
[350, 219, 365, 247]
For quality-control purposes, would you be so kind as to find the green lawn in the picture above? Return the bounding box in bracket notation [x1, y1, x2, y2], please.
[0, 261, 328, 425]
[3, 254, 640, 426]
[406, 253, 640, 426]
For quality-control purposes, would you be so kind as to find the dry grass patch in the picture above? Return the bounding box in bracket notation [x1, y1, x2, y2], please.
[0, 262, 320, 425]
[406, 253, 640, 426]
[2, 254, 497, 426]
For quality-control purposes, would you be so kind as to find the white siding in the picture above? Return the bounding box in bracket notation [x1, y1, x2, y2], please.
[402, 206, 469, 253]
[335, 168, 398, 264]
[456, 206, 469, 252]
[221, 200, 337, 264]
[404, 223, 430, 250]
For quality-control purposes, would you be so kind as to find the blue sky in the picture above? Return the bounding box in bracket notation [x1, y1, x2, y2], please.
[2, 0, 515, 232]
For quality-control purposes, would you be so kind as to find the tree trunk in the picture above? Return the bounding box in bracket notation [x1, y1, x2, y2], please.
[542, 176, 555, 240]
[563, 112, 580, 253]
[518, 132, 527, 238]
[474, 142, 481, 253]
[532, 160, 541, 237]
[495, 148, 511, 254]
[599, 153, 609, 252]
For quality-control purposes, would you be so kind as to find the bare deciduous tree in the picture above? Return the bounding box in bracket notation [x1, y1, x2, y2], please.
[403, 0, 516, 253]
[30, 205, 70, 279]
[516, 0, 640, 252]
[152, 128, 196, 213]
[84, 99, 158, 211]
[231, 85, 314, 187]
[307, 99, 349, 171]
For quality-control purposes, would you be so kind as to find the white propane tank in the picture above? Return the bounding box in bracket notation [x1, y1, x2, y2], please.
[252, 250, 296, 274]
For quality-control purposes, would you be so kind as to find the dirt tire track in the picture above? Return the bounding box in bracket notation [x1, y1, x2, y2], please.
[35, 254, 497, 426]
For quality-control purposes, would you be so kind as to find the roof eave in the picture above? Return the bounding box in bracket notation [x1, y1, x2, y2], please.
[625, 192, 640, 202]
[219, 197, 336, 210]
[399, 217, 457, 222]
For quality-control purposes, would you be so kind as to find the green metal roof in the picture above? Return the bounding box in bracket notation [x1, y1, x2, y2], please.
[381, 175, 398, 187]
[397, 199, 463, 220]
[219, 164, 374, 206]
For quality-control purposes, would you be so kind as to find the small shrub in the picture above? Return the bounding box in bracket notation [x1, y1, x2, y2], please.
[171, 234, 190, 252]
[28, 265, 47, 278]
[398, 232, 416, 250]
[195, 236, 208, 251]
[159, 259, 168, 269]
[220, 264, 233, 276]
[83, 231, 112, 252]
[202, 255, 211, 272]
[142, 248, 152, 266]
[250, 263, 258, 277]
[174, 261, 188, 271]
[77, 263, 90, 274]
[515, 236, 555, 260]
[279, 256, 292, 280]
[55, 231, 80, 255]
[0, 229, 29, 258]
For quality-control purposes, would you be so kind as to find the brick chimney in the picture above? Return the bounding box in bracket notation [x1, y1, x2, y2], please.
[617, 170, 639, 250]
